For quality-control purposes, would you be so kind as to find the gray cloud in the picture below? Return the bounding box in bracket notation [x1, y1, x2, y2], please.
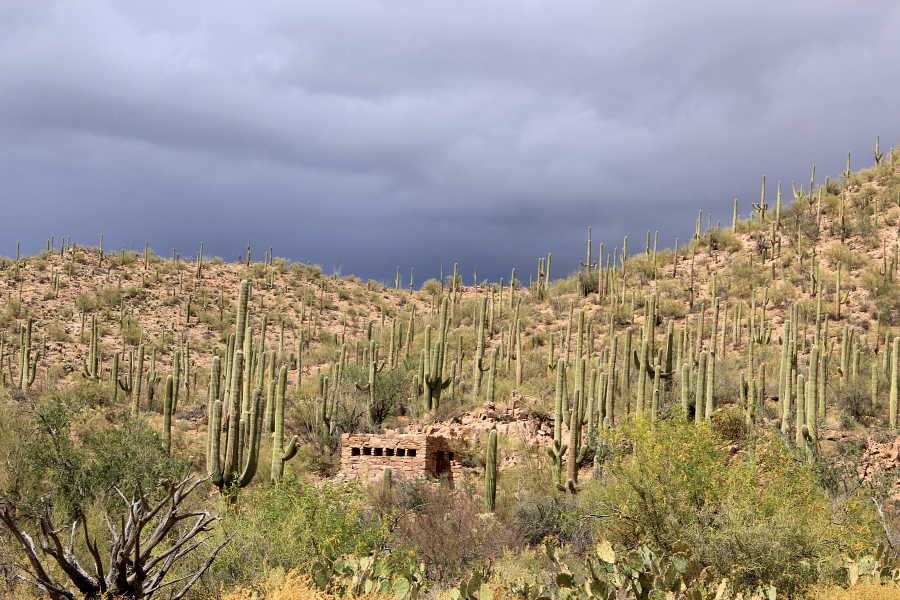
[2, 1, 899, 284]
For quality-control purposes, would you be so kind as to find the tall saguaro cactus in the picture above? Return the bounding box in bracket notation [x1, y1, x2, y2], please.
[82, 315, 100, 381]
[581, 227, 597, 275]
[207, 350, 263, 494]
[891, 337, 899, 430]
[546, 359, 568, 486]
[484, 429, 498, 512]
[486, 349, 498, 405]
[271, 365, 299, 483]
[423, 297, 451, 411]
[605, 334, 617, 426]
[473, 296, 487, 395]
[355, 340, 387, 425]
[561, 388, 587, 494]
[163, 375, 173, 455]
[230, 280, 251, 403]
[11, 317, 39, 389]
[123, 345, 145, 417]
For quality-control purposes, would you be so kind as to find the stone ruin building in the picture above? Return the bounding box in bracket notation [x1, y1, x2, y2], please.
[338, 432, 464, 483]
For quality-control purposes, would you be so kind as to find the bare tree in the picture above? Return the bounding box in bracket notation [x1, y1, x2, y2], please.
[0, 475, 231, 600]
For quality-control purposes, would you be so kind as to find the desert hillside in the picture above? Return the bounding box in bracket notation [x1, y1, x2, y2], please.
[4, 145, 900, 599]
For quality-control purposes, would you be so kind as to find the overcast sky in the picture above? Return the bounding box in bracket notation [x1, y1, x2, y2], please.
[2, 1, 899, 286]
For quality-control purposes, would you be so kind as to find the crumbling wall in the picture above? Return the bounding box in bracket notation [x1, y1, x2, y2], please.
[338, 433, 463, 482]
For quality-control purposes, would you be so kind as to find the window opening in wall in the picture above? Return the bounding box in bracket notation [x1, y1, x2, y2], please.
[374, 448, 383, 456]
[363, 448, 372, 456]
[408, 449, 417, 457]
[351, 448, 361, 456]
[448, 452, 455, 461]
[397, 449, 406, 457]
[386, 448, 395, 456]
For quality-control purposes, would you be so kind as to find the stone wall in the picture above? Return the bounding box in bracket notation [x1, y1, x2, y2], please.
[338, 433, 464, 483]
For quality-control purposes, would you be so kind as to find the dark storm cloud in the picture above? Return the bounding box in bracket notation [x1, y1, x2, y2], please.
[1, 1, 899, 284]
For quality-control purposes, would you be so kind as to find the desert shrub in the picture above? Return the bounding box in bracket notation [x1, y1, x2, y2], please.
[707, 227, 743, 252]
[826, 244, 869, 271]
[208, 476, 391, 591]
[392, 479, 521, 584]
[779, 202, 821, 243]
[658, 296, 687, 320]
[769, 280, 797, 308]
[586, 419, 875, 596]
[873, 283, 900, 325]
[342, 356, 417, 426]
[47, 321, 69, 342]
[0, 297, 22, 324]
[835, 377, 877, 422]
[625, 253, 656, 284]
[513, 491, 583, 548]
[98, 284, 125, 308]
[861, 266, 887, 295]
[710, 405, 749, 443]
[0, 384, 188, 522]
[272, 257, 289, 272]
[121, 315, 142, 346]
[574, 269, 600, 295]
[707, 352, 749, 410]
[728, 261, 769, 300]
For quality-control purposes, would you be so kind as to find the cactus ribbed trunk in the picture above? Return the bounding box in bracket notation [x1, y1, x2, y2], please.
[485, 429, 497, 511]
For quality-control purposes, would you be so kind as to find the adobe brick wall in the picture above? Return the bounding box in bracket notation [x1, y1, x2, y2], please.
[338, 433, 464, 483]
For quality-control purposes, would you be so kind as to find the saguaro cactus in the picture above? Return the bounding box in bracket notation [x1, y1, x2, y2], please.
[207, 350, 263, 494]
[11, 317, 39, 389]
[752, 175, 769, 223]
[271, 365, 299, 483]
[581, 227, 597, 275]
[635, 339, 650, 416]
[606, 334, 617, 426]
[422, 297, 451, 411]
[109, 352, 120, 405]
[123, 345, 145, 417]
[561, 388, 587, 494]
[382, 466, 392, 492]
[695, 351, 707, 423]
[163, 375, 173, 455]
[484, 429, 497, 511]
[892, 337, 899, 430]
[355, 340, 387, 424]
[473, 296, 487, 395]
[486, 349, 498, 405]
[546, 359, 568, 486]
[82, 315, 100, 381]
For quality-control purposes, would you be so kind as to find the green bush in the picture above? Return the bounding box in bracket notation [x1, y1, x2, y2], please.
[0, 384, 188, 522]
[98, 284, 125, 308]
[341, 355, 417, 426]
[420, 278, 441, 296]
[208, 476, 392, 590]
[826, 244, 869, 271]
[585, 419, 875, 596]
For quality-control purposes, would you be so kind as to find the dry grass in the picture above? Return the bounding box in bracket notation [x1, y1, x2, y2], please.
[212, 567, 520, 600]
[811, 581, 900, 600]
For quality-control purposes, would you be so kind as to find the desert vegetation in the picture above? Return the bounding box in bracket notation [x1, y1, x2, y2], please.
[4, 142, 900, 598]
